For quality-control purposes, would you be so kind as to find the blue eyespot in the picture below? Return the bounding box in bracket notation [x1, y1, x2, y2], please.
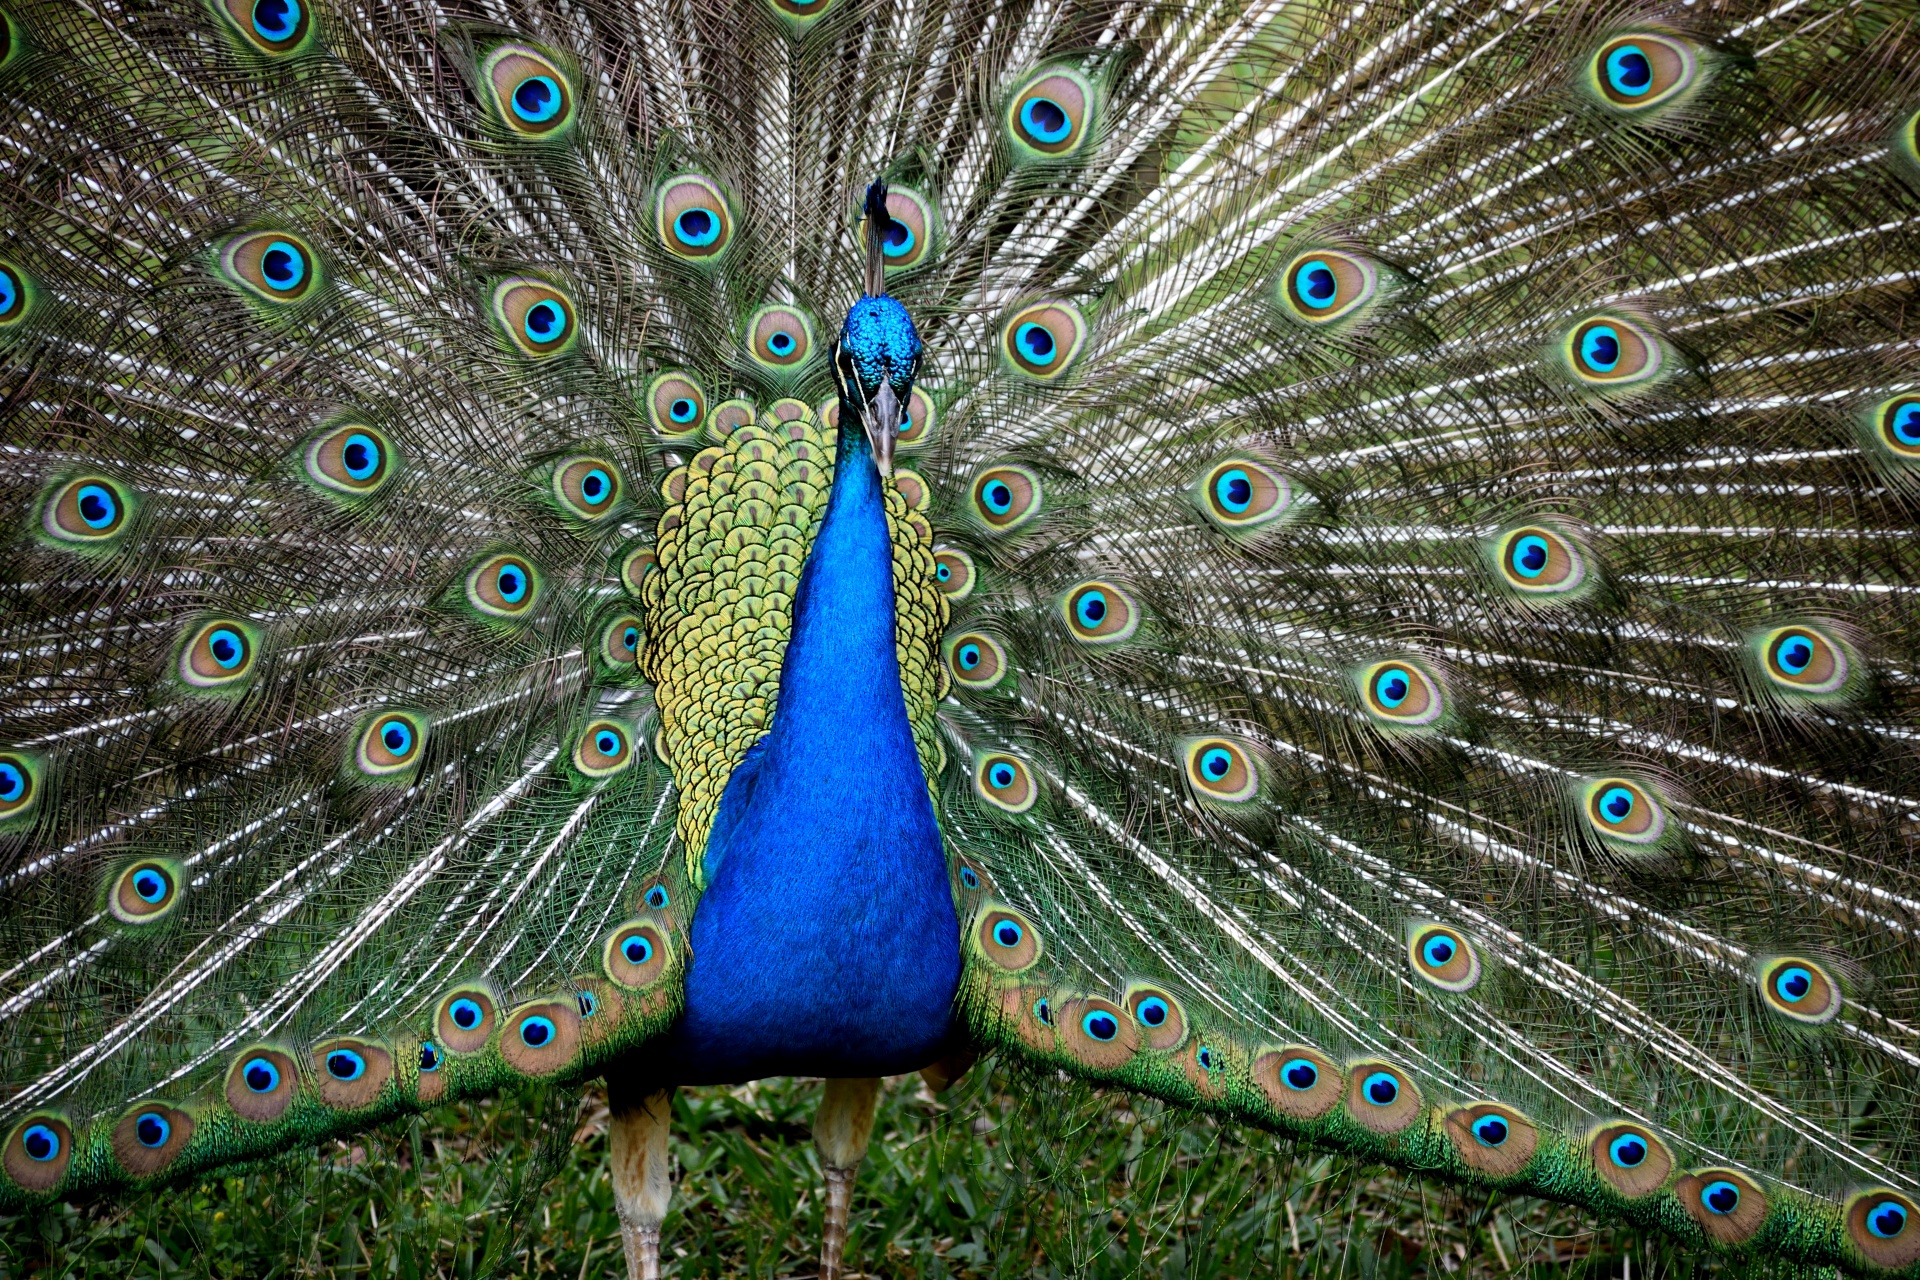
[380, 720, 414, 755]
[881, 218, 915, 259]
[1032, 997, 1053, 1026]
[243, 1057, 281, 1093]
[1373, 667, 1411, 708]
[133, 868, 169, 903]
[1774, 965, 1813, 1003]
[1081, 1010, 1119, 1041]
[523, 300, 566, 344]
[1281, 1058, 1319, 1090]
[767, 330, 795, 356]
[621, 626, 640, 654]
[21, 1124, 59, 1161]
[496, 567, 526, 603]
[1135, 996, 1168, 1027]
[208, 628, 246, 670]
[959, 867, 980, 889]
[252, 0, 301, 43]
[519, 1016, 556, 1048]
[645, 885, 670, 909]
[1020, 97, 1072, 144]
[0, 267, 18, 318]
[935, 562, 952, 582]
[577, 469, 611, 505]
[259, 240, 306, 293]
[135, 1112, 171, 1147]
[1597, 785, 1635, 824]
[1605, 45, 1652, 96]
[1212, 468, 1254, 514]
[1074, 590, 1108, 628]
[1702, 1180, 1741, 1215]
[1775, 637, 1813, 674]
[1472, 1115, 1509, 1147]
[622, 935, 653, 965]
[1295, 260, 1338, 308]
[668, 396, 699, 424]
[0, 763, 25, 804]
[1891, 402, 1920, 447]
[340, 433, 381, 481]
[1200, 747, 1232, 780]
[419, 1042, 441, 1072]
[669, 208, 719, 248]
[993, 920, 1023, 949]
[1608, 1133, 1647, 1168]
[1422, 935, 1456, 967]
[982, 482, 1014, 515]
[1580, 325, 1621, 374]
[1013, 322, 1056, 366]
[1362, 1071, 1399, 1106]
[449, 998, 483, 1030]
[327, 1049, 367, 1081]
[1868, 1200, 1909, 1239]
[988, 762, 1016, 789]
[511, 75, 562, 123]
[958, 643, 982, 670]
[76, 484, 118, 530]
[576, 990, 598, 1017]
[1510, 534, 1549, 578]
[1196, 1046, 1217, 1071]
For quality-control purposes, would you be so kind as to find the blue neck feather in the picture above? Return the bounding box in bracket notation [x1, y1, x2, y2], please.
[651, 423, 960, 1084]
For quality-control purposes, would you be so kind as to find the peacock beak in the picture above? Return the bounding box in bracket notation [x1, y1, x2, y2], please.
[862, 382, 900, 477]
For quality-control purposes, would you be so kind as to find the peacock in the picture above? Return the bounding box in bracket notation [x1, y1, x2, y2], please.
[1, 0, 1918, 1275]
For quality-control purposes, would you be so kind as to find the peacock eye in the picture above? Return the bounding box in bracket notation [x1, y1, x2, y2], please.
[1756, 624, 1849, 695]
[111, 859, 182, 921]
[1758, 954, 1841, 1023]
[625, 936, 652, 963]
[465, 553, 541, 619]
[493, 278, 577, 357]
[576, 990, 599, 1017]
[483, 44, 575, 136]
[1580, 776, 1666, 846]
[621, 546, 658, 595]
[1492, 525, 1587, 596]
[438, 988, 497, 1051]
[1134, 997, 1168, 1027]
[1701, 1179, 1741, 1215]
[1471, 1115, 1509, 1147]
[1866, 1199, 1909, 1239]
[1280, 250, 1377, 323]
[607, 920, 670, 988]
[1196, 1046, 1216, 1071]
[1409, 924, 1482, 992]
[644, 371, 706, 440]
[179, 620, 258, 690]
[866, 186, 937, 272]
[418, 1042, 441, 1072]
[1564, 315, 1664, 387]
[656, 175, 732, 261]
[1196, 457, 1291, 532]
[303, 424, 395, 497]
[644, 884, 670, 910]
[1590, 34, 1698, 110]
[1007, 68, 1095, 160]
[974, 752, 1037, 813]
[1080, 1010, 1119, 1041]
[326, 1049, 367, 1081]
[242, 1057, 280, 1093]
[219, 231, 319, 304]
[932, 548, 975, 599]
[356, 712, 425, 778]
[959, 867, 980, 889]
[0, 262, 27, 325]
[977, 908, 1041, 971]
[450, 999, 482, 1029]
[1879, 396, 1920, 457]
[748, 305, 815, 371]
[518, 1016, 556, 1048]
[1609, 1134, 1646, 1167]
[574, 721, 634, 778]
[21, 1124, 59, 1161]
[945, 632, 1009, 690]
[1184, 737, 1258, 802]
[0, 755, 33, 817]
[553, 456, 623, 519]
[1061, 581, 1139, 644]
[1358, 660, 1445, 728]
[602, 615, 644, 668]
[218, 0, 313, 54]
[43, 475, 134, 543]
[1281, 1058, 1319, 1090]
[1032, 997, 1053, 1025]
[970, 464, 1042, 531]
[1000, 303, 1087, 380]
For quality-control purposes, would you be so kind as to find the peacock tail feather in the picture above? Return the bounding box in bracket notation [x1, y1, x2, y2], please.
[0, 0, 1917, 1271]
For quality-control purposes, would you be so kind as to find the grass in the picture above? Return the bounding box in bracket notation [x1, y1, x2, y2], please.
[1, 1059, 1798, 1280]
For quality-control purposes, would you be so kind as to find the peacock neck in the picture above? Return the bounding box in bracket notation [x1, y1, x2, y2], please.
[651, 414, 960, 1085]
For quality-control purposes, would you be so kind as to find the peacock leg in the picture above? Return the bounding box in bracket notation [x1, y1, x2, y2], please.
[812, 1076, 882, 1280]
[609, 1085, 674, 1280]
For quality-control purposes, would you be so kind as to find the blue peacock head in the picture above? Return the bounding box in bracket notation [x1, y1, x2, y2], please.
[833, 182, 923, 475]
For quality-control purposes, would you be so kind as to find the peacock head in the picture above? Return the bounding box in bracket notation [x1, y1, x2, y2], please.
[833, 182, 924, 476]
